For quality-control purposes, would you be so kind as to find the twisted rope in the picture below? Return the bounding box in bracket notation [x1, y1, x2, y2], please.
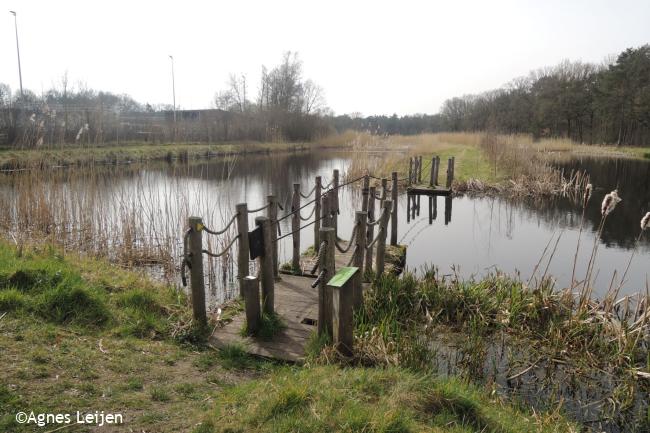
[311, 270, 327, 288]
[335, 225, 358, 253]
[202, 234, 240, 258]
[347, 245, 359, 267]
[300, 205, 316, 221]
[276, 214, 329, 242]
[300, 185, 316, 198]
[311, 241, 328, 274]
[278, 196, 319, 222]
[366, 208, 387, 226]
[366, 227, 383, 250]
[203, 213, 238, 236]
[248, 203, 271, 213]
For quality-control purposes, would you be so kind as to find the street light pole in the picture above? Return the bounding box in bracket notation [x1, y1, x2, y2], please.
[169, 55, 176, 123]
[10, 11, 24, 99]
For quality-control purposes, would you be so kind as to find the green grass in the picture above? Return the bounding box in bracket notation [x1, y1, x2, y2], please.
[0, 141, 313, 169]
[199, 365, 575, 433]
[241, 312, 287, 341]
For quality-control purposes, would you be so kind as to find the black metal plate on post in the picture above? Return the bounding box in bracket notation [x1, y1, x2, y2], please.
[249, 226, 263, 260]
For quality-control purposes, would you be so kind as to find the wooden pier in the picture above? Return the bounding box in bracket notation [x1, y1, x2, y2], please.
[181, 161, 447, 362]
[406, 155, 455, 196]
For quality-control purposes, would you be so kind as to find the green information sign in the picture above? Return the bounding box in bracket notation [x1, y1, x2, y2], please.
[327, 267, 359, 288]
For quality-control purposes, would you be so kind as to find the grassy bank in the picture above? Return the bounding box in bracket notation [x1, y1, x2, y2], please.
[0, 242, 577, 432]
[336, 131, 647, 195]
[0, 141, 316, 170]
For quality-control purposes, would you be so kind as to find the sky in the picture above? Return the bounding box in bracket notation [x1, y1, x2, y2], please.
[1, 0, 649, 116]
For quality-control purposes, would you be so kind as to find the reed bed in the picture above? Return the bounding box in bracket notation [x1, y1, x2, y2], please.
[0, 161, 242, 304]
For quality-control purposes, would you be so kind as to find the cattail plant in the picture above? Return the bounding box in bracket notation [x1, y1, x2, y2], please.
[570, 183, 592, 290]
[580, 190, 622, 309]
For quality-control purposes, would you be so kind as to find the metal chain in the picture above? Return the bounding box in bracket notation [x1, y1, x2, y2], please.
[202, 234, 241, 258]
[203, 213, 238, 236]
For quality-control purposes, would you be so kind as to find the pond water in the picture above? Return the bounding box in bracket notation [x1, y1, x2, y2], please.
[1, 150, 648, 303]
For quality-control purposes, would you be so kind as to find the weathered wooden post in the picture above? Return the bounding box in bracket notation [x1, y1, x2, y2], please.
[266, 195, 279, 279]
[434, 156, 440, 186]
[362, 174, 369, 212]
[408, 157, 413, 186]
[376, 200, 392, 276]
[242, 276, 260, 334]
[328, 267, 357, 357]
[445, 195, 452, 225]
[332, 169, 339, 237]
[418, 156, 423, 183]
[450, 156, 455, 186]
[321, 192, 331, 229]
[380, 178, 387, 209]
[235, 203, 250, 297]
[446, 157, 454, 188]
[291, 183, 301, 274]
[314, 176, 322, 247]
[390, 172, 398, 246]
[352, 211, 367, 310]
[255, 216, 274, 314]
[365, 186, 376, 275]
[188, 216, 207, 325]
[318, 227, 335, 337]
[429, 156, 436, 187]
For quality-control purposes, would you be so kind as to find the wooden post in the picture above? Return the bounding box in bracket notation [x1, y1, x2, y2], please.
[365, 186, 376, 275]
[188, 216, 206, 325]
[445, 195, 452, 225]
[318, 227, 335, 337]
[332, 169, 339, 237]
[321, 192, 331, 229]
[450, 156, 455, 187]
[434, 156, 440, 186]
[329, 267, 357, 357]
[429, 156, 436, 186]
[362, 175, 369, 212]
[375, 200, 392, 276]
[242, 276, 260, 334]
[267, 195, 279, 279]
[291, 183, 301, 274]
[235, 203, 250, 297]
[446, 157, 454, 188]
[408, 157, 413, 185]
[352, 211, 367, 310]
[255, 216, 274, 314]
[380, 178, 387, 209]
[314, 176, 322, 247]
[418, 156, 423, 183]
[390, 172, 398, 246]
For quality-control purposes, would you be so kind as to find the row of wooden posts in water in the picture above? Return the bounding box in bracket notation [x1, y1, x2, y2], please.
[182, 168, 403, 355]
[408, 155, 455, 189]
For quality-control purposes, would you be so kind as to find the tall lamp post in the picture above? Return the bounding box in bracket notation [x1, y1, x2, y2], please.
[169, 55, 176, 141]
[10, 10, 24, 99]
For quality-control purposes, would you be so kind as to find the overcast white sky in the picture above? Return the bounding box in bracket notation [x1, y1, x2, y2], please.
[1, 0, 649, 115]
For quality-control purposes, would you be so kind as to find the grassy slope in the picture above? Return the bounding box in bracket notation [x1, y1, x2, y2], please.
[0, 242, 576, 433]
[0, 141, 312, 169]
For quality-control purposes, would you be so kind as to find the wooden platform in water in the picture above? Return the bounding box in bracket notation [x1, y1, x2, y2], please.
[209, 240, 405, 362]
[406, 184, 452, 196]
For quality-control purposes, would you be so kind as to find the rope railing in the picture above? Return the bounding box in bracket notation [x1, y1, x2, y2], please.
[311, 269, 327, 288]
[202, 234, 241, 258]
[300, 206, 316, 221]
[347, 245, 359, 267]
[367, 208, 388, 226]
[310, 241, 328, 274]
[366, 227, 384, 250]
[300, 185, 316, 198]
[202, 213, 238, 236]
[276, 213, 330, 242]
[248, 203, 271, 213]
[278, 196, 319, 222]
[335, 225, 358, 253]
